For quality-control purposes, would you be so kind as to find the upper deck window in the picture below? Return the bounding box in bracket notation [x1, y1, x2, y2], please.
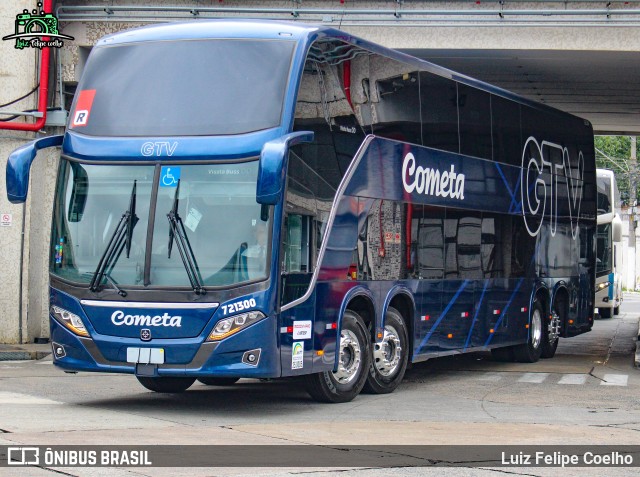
[69, 39, 295, 137]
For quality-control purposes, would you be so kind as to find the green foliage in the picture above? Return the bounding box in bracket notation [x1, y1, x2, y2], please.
[594, 136, 638, 205]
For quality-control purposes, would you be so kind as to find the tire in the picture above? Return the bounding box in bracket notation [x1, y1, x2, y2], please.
[599, 307, 612, 319]
[614, 306, 620, 316]
[513, 301, 544, 363]
[362, 306, 408, 394]
[491, 346, 515, 362]
[136, 376, 195, 393]
[541, 305, 562, 359]
[303, 310, 370, 403]
[198, 377, 239, 386]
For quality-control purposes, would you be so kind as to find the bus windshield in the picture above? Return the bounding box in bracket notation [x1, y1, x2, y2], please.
[51, 160, 271, 289]
[69, 39, 295, 136]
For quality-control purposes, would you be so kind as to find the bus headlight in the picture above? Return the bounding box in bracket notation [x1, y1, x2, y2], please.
[50, 305, 90, 337]
[207, 311, 265, 341]
[597, 281, 611, 291]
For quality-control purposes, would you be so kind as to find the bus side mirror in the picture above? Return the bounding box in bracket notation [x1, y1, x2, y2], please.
[256, 131, 314, 205]
[612, 214, 622, 242]
[6, 135, 63, 203]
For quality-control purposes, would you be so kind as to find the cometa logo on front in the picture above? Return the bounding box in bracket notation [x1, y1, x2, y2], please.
[111, 310, 182, 327]
[402, 152, 465, 200]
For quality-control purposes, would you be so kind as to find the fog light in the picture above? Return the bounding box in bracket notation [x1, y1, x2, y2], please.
[242, 348, 261, 366]
[52, 342, 66, 359]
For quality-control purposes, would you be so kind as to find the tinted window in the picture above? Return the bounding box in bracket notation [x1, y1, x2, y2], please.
[444, 209, 482, 279]
[492, 95, 521, 166]
[360, 200, 405, 280]
[70, 39, 295, 136]
[481, 214, 505, 278]
[413, 205, 445, 279]
[511, 217, 536, 278]
[420, 72, 459, 153]
[459, 84, 492, 160]
[373, 71, 422, 145]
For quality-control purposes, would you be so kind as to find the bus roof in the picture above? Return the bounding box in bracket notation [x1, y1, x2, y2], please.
[95, 19, 591, 127]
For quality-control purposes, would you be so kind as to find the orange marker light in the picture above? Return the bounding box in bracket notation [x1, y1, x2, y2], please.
[489, 328, 494, 333]
[569, 319, 574, 324]
[377, 332, 383, 339]
[317, 350, 324, 356]
[447, 333, 453, 339]
[525, 324, 529, 329]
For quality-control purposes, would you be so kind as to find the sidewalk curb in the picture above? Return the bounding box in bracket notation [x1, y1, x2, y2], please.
[0, 344, 52, 361]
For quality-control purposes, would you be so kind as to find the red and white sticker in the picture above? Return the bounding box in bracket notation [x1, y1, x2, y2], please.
[72, 90, 96, 127]
[292, 320, 312, 340]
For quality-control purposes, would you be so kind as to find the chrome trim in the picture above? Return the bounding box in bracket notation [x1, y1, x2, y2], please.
[80, 300, 218, 309]
[281, 135, 375, 312]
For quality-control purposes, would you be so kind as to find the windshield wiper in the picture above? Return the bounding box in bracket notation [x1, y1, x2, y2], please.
[167, 180, 206, 295]
[89, 181, 138, 296]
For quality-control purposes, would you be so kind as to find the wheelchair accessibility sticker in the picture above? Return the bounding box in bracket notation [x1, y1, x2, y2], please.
[160, 167, 180, 187]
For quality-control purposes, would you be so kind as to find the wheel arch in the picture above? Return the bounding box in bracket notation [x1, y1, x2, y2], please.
[334, 287, 376, 370]
[382, 286, 415, 358]
[551, 283, 570, 337]
[530, 283, 550, 317]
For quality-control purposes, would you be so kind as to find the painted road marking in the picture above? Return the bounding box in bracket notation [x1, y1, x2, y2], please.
[0, 392, 62, 405]
[518, 373, 549, 383]
[478, 372, 503, 381]
[558, 374, 588, 385]
[601, 374, 628, 386]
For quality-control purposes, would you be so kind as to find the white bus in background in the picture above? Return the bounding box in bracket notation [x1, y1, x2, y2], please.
[595, 169, 623, 318]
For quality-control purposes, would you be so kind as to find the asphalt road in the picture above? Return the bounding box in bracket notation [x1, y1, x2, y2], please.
[1, 294, 639, 477]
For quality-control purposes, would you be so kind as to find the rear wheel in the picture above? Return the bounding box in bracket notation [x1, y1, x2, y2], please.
[614, 306, 620, 316]
[513, 302, 543, 363]
[136, 376, 195, 393]
[303, 310, 370, 403]
[362, 307, 408, 394]
[599, 307, 612, 319]
[198, 377, 239, 386]
[541, 307, 562, 359]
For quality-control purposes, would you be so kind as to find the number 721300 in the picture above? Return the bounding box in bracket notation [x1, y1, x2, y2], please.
[220, 298, 257, 315]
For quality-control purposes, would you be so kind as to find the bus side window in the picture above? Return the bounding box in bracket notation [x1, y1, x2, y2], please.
[282, 214, 312, 274]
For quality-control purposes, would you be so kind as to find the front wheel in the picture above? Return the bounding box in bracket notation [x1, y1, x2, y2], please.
[513, 302, 543, 363]
[136, 376, 195, 393]
[303, 310, 370, 403]
[614, 306, 620, 316]
[362, 307, 408, 394]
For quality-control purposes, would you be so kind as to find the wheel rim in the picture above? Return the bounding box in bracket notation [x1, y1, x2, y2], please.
[333, 329, 362, 384]
[373, 325, 402, 377]
[548, 311, 561, 345]
[531, 308, 542, 349]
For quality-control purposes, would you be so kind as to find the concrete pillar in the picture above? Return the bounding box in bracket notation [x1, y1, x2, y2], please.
[0, 0, 59, 343]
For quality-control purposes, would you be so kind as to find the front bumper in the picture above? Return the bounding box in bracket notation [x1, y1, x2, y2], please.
[49, 315, 280, 378]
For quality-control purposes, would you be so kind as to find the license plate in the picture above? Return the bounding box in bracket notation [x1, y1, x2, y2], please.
[127, 347, 164, 364]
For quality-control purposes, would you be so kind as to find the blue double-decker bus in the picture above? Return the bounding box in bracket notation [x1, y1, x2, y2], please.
[6, 20, 596, 403]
